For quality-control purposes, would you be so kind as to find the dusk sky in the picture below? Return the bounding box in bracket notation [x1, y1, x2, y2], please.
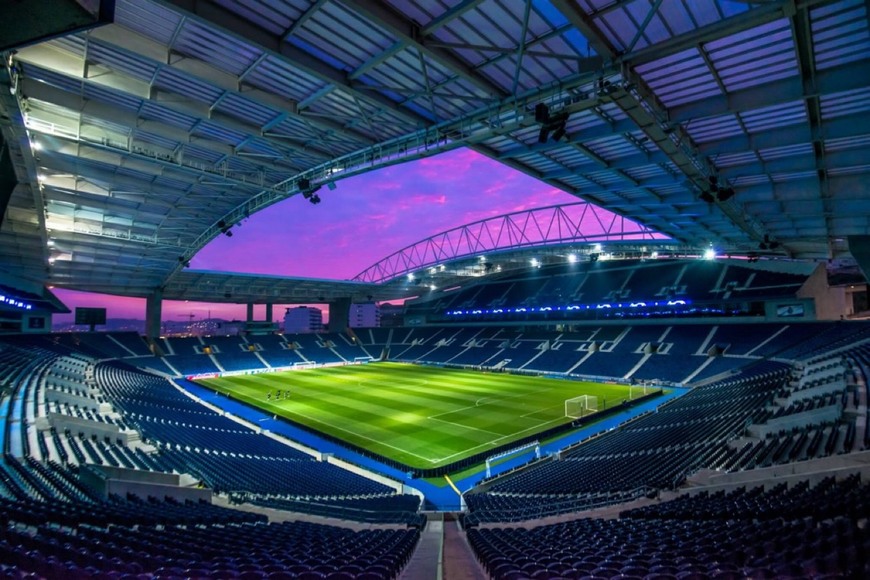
[52, 148, 605, 323]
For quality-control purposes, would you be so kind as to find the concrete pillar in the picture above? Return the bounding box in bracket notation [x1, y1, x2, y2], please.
[328, 297, 351, 333]
[246, 302, 254, 323]
[265, 303, 273, 323]
[145, 290, 162, 342]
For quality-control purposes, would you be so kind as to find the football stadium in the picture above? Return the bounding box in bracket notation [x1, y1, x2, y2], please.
[1, 1, 870, 578]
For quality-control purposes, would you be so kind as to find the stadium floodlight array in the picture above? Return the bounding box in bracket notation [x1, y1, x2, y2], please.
[565, 394, 598, 419]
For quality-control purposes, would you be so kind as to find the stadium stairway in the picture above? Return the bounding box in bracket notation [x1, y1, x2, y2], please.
[399, 519, 444, 580]
[442, 516, 488, 580]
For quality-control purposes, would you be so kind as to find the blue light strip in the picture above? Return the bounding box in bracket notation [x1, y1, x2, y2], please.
[0, 294, 34, 310]
[446, 298, 692, 317]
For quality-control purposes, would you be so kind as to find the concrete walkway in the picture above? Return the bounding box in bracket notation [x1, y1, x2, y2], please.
[400, 519, 443, 580]
[443, 516, 488, 580]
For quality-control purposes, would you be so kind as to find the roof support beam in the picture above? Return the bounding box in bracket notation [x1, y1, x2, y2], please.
[790, 3, 833, 258]
[341, 0, 503, 97]
[671, 60, 870, 124]
[153, 0, 430, 127]
[421, 0, 487, 36]
[550, 0, 771, 247]
[15, 45, 333, 164]
[86, 25, 373, 150]
[622, 0, 838, 67]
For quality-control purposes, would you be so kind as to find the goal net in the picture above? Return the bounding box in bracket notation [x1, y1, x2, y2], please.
[565, 395, 598, 418]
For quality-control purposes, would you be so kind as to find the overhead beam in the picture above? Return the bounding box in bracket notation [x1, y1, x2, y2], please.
[670, 60, 870, 124]
[341, 0, 503, 99]
[153, 0, 430, 127]
[86, 26, 372, 152]
[0, 0, 114, 51]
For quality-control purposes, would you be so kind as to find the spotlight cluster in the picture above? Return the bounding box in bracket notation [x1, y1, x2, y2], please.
[299, 178, 322, 204]
[535, 103, 569, 143]
[217, 220, 233, 237]
[700, 176, 735, 203]
[759, 234, 780, 251]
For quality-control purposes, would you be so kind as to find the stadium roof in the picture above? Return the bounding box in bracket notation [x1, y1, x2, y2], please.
[0, 0, 868, 300]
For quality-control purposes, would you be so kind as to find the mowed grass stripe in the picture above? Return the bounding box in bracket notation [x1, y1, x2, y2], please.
[198, 362, 636, 468]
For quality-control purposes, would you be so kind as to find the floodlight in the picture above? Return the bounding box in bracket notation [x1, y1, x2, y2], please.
[699, 191, 715, 203]
[530, 258, 540, 268]
[703, 248, 716, 260]
[551, 116, 568, 141]
[567, 253, 578, 263]
[717, 187, 735, 202]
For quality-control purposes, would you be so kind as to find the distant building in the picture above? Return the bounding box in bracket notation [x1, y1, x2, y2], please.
[284, 306, 323, 333]
[349, 302, 380, 328]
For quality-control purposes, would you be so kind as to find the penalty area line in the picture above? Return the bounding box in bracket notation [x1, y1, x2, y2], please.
[429, 417, 566, 465]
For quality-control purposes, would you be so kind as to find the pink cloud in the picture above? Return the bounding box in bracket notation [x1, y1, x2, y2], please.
[55, 148, 632, 321]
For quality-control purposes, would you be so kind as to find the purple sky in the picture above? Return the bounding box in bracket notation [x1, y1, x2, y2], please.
[52, 148, 588, 322]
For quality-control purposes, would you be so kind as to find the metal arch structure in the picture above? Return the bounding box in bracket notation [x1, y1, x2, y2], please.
[353, 202, 667, 284]
[0, 0, 867, 301]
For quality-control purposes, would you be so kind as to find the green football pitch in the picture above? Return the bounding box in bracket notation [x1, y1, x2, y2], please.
[197, 362, 639, 469]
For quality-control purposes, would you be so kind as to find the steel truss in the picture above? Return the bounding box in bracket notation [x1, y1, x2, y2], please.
[354, 202, 666, 283]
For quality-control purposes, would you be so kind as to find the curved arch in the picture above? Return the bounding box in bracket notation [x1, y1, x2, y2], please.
[353, 202, 667, 283]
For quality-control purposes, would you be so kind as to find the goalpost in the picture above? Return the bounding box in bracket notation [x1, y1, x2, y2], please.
[565, 394, 599, 419]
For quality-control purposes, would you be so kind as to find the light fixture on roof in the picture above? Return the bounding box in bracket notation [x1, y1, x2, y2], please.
[217, 220, 233, 237]
[299, 177, 322, 204]
[703, 247, 716, 260]
[567, 253, 578, 263]
[717, 186, 735, 202]
[701, 176, 735, 203]
[534, 103, 570, 143]
[759, 234, 780, 251]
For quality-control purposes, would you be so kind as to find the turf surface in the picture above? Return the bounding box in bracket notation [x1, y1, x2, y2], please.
[197, 362, 638, 469]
